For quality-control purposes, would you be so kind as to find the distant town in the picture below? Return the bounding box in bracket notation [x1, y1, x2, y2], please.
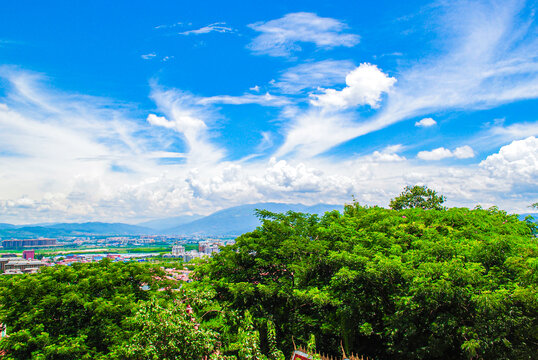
[0, 236, 235, 275]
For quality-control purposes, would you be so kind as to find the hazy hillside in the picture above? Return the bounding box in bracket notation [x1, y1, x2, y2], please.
[138, 215, 203, 231]
[165, 203, 343, 236]
[0, 222, 152, 239]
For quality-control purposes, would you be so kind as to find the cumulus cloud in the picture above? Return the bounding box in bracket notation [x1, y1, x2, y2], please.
[417, 145, 475, 160]
[179, 22, 234, 35]
[248, 12, 359, 57]
[371, 144, 406, 162]
[310, 63, 396, 109]
[452, 145, 475, 159]
[415, 117, 437, 127]
[479, 136, 538, 184]
[274, 60, 356, 94]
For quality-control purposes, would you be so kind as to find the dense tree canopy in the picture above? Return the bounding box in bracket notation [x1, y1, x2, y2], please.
[197, 203, 537, 359]
[389, 185, 446, 210]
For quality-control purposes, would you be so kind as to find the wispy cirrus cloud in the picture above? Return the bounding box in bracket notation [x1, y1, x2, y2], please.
[141, 53, 157, 60]
[148, 88, 225, 165]
[0, 71, 535, 223]
[274, 0, 538, 159]
[197, 92, 291, 106]
[179, 22, 234, 35]
[248, 12, 359, 57]
[273, 59, 356, 94]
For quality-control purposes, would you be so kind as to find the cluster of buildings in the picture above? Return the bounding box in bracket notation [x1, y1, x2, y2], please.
[1, 238, 57, 249]
[0, 252, 159, 275]
[167, 239, 235, 262]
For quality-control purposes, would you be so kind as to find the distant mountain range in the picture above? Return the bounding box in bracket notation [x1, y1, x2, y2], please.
[0, 222, 152, 239]
[138, 215, 204, 232]
[1, 205, 534, 239]
[163, 203, 343, 236]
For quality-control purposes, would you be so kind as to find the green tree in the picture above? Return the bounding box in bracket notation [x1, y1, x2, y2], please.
[389, 185, 446, 210]
[197, 203, 538, 359]
[0, 260, 167, 359]
[266, 320, 284, 360]
[235, 311, 265, 360]
[112, 298, 218, 360]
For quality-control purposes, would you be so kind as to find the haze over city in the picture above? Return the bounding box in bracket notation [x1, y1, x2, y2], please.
[0, 0, 537, 224]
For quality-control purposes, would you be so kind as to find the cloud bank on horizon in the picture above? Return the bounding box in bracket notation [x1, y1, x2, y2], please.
[0, 0, 537, 223]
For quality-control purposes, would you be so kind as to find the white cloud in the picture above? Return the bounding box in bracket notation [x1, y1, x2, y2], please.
[274, 60, 356, 94]
[155, 22, 183, 30]
[256, 131, 274, 152]
[179, 22, 234, 35]
[249, 85, 260, 92]
[310, 63, 396, 109]
[274, 107, 360, 159]
[276, 1, 538, 158]
[417, 147, 453, 160]
[0, 72, 534, 223]
[371, 144, 406, 162]
[141, 53, 156, 60]
[197, 92, 290, 106]
[148, 88, 225, 165]
[359, 0, 538, 134]
[479, 136, 538, 184]
[415, 117, 437, 127]
[488, 121, 538, 139]
[248, 12, 359, 57]
[452, 145, 475, 159]
[417, 145, 475, 160]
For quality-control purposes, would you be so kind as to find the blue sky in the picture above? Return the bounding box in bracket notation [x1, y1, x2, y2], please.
[0, 0, 537, 223]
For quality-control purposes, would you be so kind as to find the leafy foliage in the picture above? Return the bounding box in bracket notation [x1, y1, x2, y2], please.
[389, 185, 446, 210]
[0, 260, 155, 359]
[112, 298, 217, 359]
[0, 261, 223, 359]
[197, 203, 538, 359]
[1, 199, 537, 360]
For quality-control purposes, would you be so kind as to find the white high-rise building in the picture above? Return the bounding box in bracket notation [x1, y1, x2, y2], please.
[171, 245, 185, 257]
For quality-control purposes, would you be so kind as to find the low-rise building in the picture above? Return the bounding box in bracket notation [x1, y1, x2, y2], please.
[0, 257, 19, 272]
[4, 259, 46, 273]
[22, 250, 35, 260]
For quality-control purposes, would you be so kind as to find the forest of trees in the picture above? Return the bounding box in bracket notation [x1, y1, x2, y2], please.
[0, 190, 537, 359]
